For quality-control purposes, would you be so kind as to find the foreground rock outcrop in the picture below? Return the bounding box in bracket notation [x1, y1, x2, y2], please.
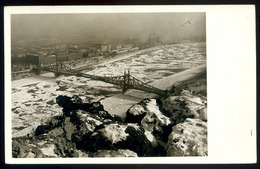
[166, 118, 207, 156]
[75, 122, 153, 156]
[161, 90, 207, 124]
[126, 98, 173, 153]
[12, 89, 207, 157]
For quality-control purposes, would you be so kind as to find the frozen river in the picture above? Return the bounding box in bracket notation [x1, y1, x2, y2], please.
[11, 42, 206, 137]
[85, 42, 206, 83]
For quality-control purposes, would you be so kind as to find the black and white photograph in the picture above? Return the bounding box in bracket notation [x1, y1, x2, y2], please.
[10, 11, 207, 158]
[4, 5, 256, 164]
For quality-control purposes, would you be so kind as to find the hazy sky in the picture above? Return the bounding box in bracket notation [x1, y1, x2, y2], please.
[11, 13, 206, 44]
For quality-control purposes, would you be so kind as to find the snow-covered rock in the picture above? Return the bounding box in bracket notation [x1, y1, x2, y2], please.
[126, 103, 146, 124]
[197, 107, 207, 121]
[100, 123, 129, 144]
[40, 144, 58, 157]
[166, 118, 207, 156]
[141, 99, 172, 141]
[76, 122, 153, 157]
[56, 95, 107, 115]
[162, 91, 207, 124]
[126, 98, 173, 143]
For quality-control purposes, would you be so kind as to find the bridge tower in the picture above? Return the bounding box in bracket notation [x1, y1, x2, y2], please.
[54, 53, 62, 77]
[122, 69, 130, 93]
[35, 63, 42, 75]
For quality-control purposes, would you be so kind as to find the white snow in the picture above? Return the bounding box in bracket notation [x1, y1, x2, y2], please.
[145, 99, 171, 126]
[101, 123, 129, 144]
[40, 144, 58, 157]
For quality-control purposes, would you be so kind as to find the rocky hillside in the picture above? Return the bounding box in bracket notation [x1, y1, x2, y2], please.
[12, 88, 207, 158]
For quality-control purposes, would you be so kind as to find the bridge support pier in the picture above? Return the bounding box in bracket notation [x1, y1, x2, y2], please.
[54, 72, 61, 77]
[35, 69, 41, 75]
[122, 87, 128, 93]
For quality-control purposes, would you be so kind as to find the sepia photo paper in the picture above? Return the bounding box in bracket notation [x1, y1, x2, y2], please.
[4, 5, 256, 164]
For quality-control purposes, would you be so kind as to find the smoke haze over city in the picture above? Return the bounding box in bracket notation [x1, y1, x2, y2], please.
[11, 13, 206, 45]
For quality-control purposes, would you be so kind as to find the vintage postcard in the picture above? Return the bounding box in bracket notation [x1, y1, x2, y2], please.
[4, 5, 256, 164]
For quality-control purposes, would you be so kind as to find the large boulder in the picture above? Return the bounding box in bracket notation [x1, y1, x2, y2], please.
[31, 95, 124, 158]
[56, 95, 105, 115]
[197, 107, 207, 121]
[140, 99, 172, 142]
[75, 122, 153, 157]
[166, 118, 207, 156]
[161, 91, 207, 124]
[56, 95, 122, 121]
[69, 110, 109, 145]
[126, 103, 147, 124]
[126, 99, 173, 142]
[68, 108, 123, 144]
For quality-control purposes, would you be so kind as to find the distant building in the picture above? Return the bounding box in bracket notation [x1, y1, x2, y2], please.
[82, 48, 98, 58]
[17, 52, 57, 65]
[92, 43, 111, 52]
[101, 44, 111, 52]
[22, 53, 39, 65]
[38, 54, 56, 65]
[56, 50, 80, 62]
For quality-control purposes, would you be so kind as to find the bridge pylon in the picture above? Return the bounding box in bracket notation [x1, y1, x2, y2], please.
[54, 61, 63, 77]
[122, 69, 130, 93]
[34, 63, 42, 75]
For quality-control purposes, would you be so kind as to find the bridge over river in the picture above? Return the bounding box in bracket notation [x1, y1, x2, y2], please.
[100, 64, 206, 118]
[36, 61, 167, 96]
